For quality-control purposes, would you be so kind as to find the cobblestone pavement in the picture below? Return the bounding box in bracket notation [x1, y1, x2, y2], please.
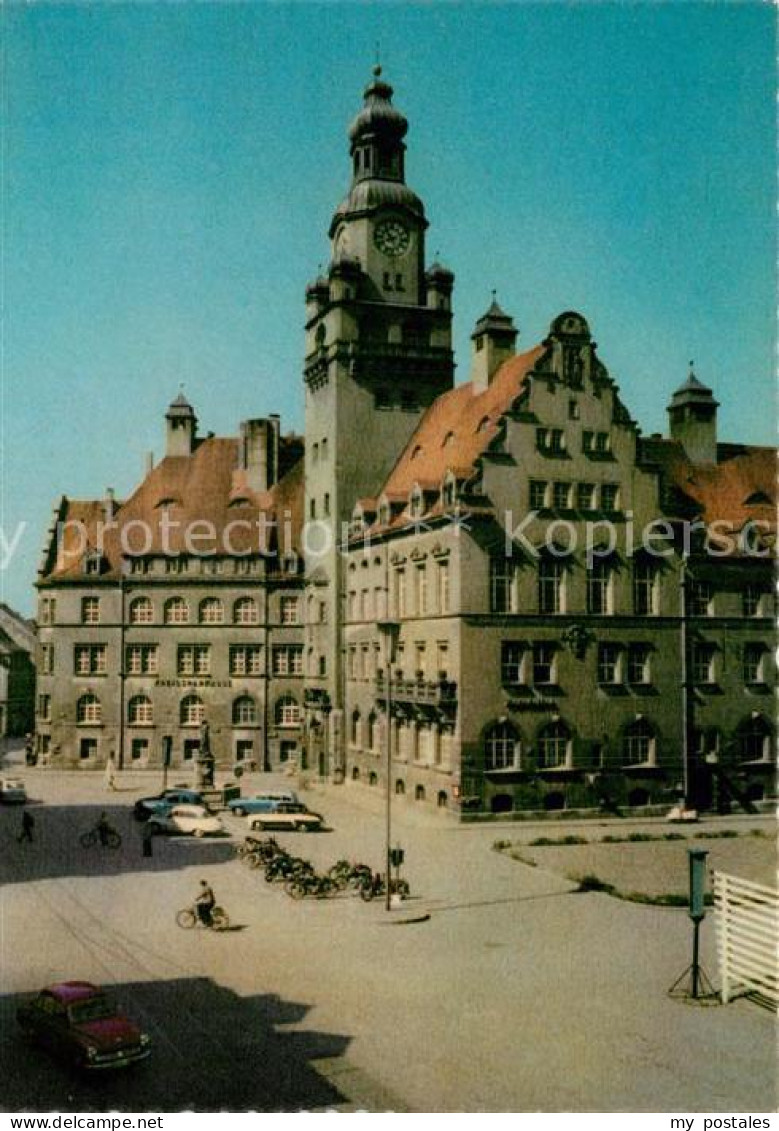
[0, 755, 775, 1113]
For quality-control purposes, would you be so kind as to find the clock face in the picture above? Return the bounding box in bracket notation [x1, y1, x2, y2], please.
[374, 219, 411, 258]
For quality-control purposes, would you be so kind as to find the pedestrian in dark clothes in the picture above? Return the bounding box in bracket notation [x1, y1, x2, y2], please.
[17, 810, 34, 843]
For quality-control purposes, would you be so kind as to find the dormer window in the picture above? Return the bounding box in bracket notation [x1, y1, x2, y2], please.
[442, 473, 458, 509]
[442, 431, 454, 448]
[155, 496, 179, 510]
[409, 487, 424, 520]
[378, 499, 391, 526]
[229, 496, 252, 508]
[476, 416, 490, 433]
[745, 490, 771, 506]
[411, 444, 422, 460]
[84, 552, 104, 577]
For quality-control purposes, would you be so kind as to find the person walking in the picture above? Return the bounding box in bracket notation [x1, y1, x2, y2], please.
[17, 809, 34, 843]
[104, 753, 117, 791]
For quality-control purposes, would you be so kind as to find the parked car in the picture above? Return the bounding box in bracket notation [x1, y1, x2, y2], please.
[147, 803, 225, 838]
[247, 801, 324, 832]
[133, 789, 206, 821]
[17, 981, 151, 1071]
[0, 777, 27, 804]
[227, 790, 299, 817]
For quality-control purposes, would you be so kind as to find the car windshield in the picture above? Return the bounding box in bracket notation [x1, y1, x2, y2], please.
[68, 996, 115, 1024]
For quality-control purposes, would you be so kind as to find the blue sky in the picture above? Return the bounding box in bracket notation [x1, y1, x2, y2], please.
[3, 1, 775, 614]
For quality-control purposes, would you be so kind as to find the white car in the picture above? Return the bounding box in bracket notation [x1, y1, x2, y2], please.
[246, 802, 324, 832]
[147, 804, 224, 838]
[0, 778, 27, 804]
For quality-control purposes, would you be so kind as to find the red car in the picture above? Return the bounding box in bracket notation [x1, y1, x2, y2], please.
[17, 981, 151, 1070]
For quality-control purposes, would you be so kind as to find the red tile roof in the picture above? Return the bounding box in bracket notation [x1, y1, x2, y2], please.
[641, 438, 776, 533]
[378, 344, 546, 500]
[44, 436, 304, 581]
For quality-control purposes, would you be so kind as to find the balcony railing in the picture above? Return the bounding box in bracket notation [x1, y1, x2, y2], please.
[375, 672, 457, 712]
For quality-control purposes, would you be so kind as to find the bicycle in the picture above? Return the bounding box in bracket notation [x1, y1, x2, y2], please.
[175, 904, 230, 931]
[80, 827, 122, 849]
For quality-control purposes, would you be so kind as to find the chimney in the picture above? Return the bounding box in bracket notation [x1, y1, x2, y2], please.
[240, 418, 280, 493]
[667, 364, 719, 465]
[470, 296, 518, 392]
[104, 487, 117, 521]
[145, 451, 155, 476]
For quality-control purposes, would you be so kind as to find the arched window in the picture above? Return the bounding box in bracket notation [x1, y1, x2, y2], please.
[128, 695, 153, 726]
[415, 784, 426, 802]
[129, 597, 153, 624]
[199, 598, 224, 624]
[180, 694, 204, 727]
[164, 597, 189, 625]
[350, 710, 361, 747]
[275, 696, 300, 728]
[537, 720, 571, 769]
[233, 597, 259, 625]
[736, 716, 772, 762]
[622, 718, 655, 766]
[367, 712, 378, 751]
[395, 779, 406, 795]
[484, 721, 520, 771]
[232, 695, 257, 726]
[77, 693, 101, 725]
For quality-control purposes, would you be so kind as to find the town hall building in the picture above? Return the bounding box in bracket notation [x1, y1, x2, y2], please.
[34, 68, 776, 816]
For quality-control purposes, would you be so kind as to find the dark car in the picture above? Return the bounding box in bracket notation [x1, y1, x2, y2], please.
[133, 788, 205, 821]
[17, 982, 151, 1070]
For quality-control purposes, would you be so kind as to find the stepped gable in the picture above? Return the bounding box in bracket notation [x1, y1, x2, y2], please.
[374, 343, 546, 507]
[45, 435, 305, 580]
[640, 436, 776, 533]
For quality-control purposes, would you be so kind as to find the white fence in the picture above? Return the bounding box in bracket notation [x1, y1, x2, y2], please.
[714, 871, 779, 1007]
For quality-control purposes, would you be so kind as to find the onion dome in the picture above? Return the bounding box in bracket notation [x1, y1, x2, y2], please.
[348, 65, 408, 148]
[426, 260, 454, 281]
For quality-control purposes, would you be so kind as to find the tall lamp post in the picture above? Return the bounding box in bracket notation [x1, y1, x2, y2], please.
[377, 618, 400, 912]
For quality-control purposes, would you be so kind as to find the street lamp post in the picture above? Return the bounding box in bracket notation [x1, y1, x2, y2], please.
[377, 619, 400, 912]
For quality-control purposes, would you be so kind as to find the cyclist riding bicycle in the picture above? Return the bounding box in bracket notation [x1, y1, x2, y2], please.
[195, 880, 216, 926]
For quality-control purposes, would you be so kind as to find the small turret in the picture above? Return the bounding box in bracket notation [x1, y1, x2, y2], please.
[470, 296, 518, 392]
[165, 392, 197, 458]
[425, 261, 454, 312]
[667, 363, 719, 465]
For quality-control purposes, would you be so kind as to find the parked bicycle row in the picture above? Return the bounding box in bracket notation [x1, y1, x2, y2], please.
[235, 836, 411, 902]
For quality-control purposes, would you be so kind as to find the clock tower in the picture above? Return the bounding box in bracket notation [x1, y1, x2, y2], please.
[302, 67, 455, 778]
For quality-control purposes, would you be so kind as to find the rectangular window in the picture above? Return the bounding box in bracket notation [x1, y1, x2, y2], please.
[131, 738, 149, 762]
[229, 645, 263, 676]
[532, 643, 555, 686]
[437, 561, 450, 613]
[577, 483, 596, 511]
[627, 644, 651, 685]
[501, 642, 524, 685]
[414, 642, 426, 678]
[529, 480, 548, 510]
[436, 641, 449, 679]
[587, 562, 613, 615]
[538, 558, 564, 614]
[361, 645, 370, 681]
[177, 644, 211, 676]
[582, 431, 594, 454]
[74, 644, 107, 675]
[553, 482, 571, 510]
[272, 646, 304, 676]
[600, 483, 620, 512]
[743, 644, 765, 685]
[395, 569, 407, 618]
[39, 597, 56, 624]
[348, 646, 357, 680]
[416, 566, 428, 616]
[125, 644, 158, 675]
[490, 558, 516, 613]
[81, 597, 100, 624]
[38, 694, 51, 721]
[742, 586, 763, 617]
[688, 581, 713, 617]
[692, 643, 716, 685]
[633, 560, 658, 616]
[40, 644, 54, 675]
[280, 596, 300, 625]
[597, 643, 622, 685]
[537, 428, 566, 455]
[595, 432, 611, 454]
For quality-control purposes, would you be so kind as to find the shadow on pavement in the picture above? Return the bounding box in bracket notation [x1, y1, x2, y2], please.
[0, 976, 351, 1112]
[0, 803, 236, 885]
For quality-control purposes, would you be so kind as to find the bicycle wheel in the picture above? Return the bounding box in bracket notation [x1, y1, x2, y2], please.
[210, 907, 229, 931]
[79, 830, 96, 849]
[176, 909, 196, 929]
[105, 830, 122, 849]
